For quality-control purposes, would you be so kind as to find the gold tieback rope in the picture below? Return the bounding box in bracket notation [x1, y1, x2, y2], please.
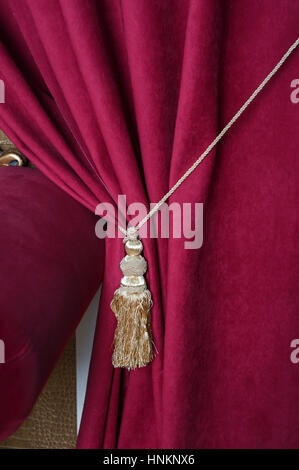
[119, 36, 299, 235]
[111, 37, 299, 369]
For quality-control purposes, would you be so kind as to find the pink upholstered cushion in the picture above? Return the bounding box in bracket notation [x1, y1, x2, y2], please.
[0, 167, 104, 441]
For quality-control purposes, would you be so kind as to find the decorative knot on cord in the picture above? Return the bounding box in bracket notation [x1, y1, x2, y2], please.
[123, 226, 139, 243]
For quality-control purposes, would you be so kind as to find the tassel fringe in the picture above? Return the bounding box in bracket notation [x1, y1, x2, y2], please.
[111, 287, 153, 369]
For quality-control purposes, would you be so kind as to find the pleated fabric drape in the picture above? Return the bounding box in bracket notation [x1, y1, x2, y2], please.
[0, 0, 299, 448]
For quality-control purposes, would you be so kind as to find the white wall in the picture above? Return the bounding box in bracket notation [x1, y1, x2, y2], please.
[76, 286, 101, 433]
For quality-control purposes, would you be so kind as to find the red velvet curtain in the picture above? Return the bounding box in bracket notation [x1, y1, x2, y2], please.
[0, 0, 299, 448]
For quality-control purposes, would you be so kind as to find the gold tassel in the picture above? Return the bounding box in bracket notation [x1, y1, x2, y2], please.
[111, 227, 153, 369]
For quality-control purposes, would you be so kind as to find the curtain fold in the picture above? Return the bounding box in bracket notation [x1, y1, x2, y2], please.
[0, 0, 299, 448]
